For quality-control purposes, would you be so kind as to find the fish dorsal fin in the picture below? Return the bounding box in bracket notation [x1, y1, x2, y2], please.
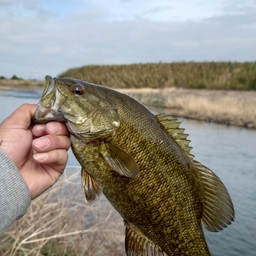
[124, 221, 167, 256]
[157, 114, 235, 231]
[81, 168, 102, 203]
[156, 113, 194, 160]
[193, 160, 235, 232]
[99, 143, 140, 178]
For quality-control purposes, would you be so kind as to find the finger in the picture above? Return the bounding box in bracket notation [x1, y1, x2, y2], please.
[32, 122, 69, 137]
[46, 122, 69, 136]
[31, 149, 69, 199]
[32, 134, 71, 153]
[32, 124, 47, 137]
[1, 104, 37, 129]
[33, 149, 69, 169]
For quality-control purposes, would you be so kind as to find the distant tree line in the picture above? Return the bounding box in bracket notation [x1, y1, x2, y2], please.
[0, 75, 23, 80]
[59, 62, 256, 90]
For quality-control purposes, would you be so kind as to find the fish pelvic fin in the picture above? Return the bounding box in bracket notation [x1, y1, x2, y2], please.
[193, 160, 235, 232]
[156, 114, 194, 160]
[99, 143, 140, 178]
[124, 221, 167, 256]
[81, 168, 102, 203]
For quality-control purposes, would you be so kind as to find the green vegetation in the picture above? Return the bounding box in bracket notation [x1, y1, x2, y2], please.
[59, 62, 256, 90]
[10, 75, 23, 80]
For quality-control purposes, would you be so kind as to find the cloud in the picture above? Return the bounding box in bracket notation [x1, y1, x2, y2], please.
[0, 0, 256, 79]
[222, 0, 256, 14]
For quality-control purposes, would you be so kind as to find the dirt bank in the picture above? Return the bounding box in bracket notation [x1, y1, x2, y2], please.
[0, 79, 44, 91]
[120, 88, 256, 129]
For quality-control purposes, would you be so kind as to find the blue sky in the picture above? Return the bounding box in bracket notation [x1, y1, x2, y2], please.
[1, 0, 256, 79]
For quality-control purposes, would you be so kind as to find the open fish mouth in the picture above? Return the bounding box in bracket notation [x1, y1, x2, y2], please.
[33, 76, 66, 123]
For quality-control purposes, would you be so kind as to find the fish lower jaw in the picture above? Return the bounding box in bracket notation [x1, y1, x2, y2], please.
[34, 106, 66, 123]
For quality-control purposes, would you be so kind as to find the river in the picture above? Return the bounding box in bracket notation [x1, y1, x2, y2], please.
[0, 89, 255, 256]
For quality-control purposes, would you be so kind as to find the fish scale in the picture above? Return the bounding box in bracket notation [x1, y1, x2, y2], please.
[34, 76, 235, 256]
[72, 110, 209, 255]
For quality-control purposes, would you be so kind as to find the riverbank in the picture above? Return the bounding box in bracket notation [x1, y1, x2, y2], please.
[1, 80, 255, 129]
[120, 88, 256, 129]
[0, 79, 44, 90]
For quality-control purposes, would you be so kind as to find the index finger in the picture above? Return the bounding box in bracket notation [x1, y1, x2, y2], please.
[32, 122, 69, 137]
[46, 122, 69, 136]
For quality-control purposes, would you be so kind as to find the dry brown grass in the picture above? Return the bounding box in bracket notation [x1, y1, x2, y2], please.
[119, 88, 256, 128]
[0, 79, 44, 90]
[0, 167, 125, 256]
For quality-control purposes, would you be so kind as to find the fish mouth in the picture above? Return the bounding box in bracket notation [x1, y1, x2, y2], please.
[33, 76, 66, 124]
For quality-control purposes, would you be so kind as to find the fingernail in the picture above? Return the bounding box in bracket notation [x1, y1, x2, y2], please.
[33, 137, 50, 150]
[33, 153, 48, 162]
[47, 122, 62, 134]
[34, 124, 45, 131]
[32, 124, 45, 135]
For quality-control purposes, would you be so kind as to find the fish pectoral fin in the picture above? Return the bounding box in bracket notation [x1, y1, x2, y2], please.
[81, 168, 102, 203]
[193, 160, 235, 232]
[124, 220, 166, 256]
[99, 143, 140, 178]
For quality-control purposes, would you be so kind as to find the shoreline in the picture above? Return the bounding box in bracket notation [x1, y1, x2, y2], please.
[1, 83, 255, 129]
[0, 80, 44, 91]
[119, 88, 256, 129]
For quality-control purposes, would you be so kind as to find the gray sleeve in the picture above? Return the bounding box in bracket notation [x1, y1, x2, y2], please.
[0, 150, 31, 234]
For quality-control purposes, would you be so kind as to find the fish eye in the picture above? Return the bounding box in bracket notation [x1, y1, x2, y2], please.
[71, 84, 84, 95]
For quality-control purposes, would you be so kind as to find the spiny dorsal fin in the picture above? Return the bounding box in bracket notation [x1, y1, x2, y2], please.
[124, 220, 167, 256]
[156, 113, 194, 160]
[81, 168, 102, 203]
[192, 160, 235, 232]
[99, 143, 140, 178]
[157, 114, 235, 231]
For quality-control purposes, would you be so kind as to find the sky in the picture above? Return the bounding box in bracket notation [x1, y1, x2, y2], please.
[1, 0, 256, 79]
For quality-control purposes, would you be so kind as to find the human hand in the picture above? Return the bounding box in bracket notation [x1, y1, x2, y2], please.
[0, 104, 70, 199]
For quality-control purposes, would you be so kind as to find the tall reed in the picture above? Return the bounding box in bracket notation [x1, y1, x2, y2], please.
[59, 62, 256, 90]
[0, 167, 125, 256]
[119, 88, 256, 128]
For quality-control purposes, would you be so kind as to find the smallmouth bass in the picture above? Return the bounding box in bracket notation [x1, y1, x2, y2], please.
[34, 76, 235, 255]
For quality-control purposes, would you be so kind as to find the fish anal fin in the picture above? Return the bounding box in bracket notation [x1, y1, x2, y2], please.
[81, 168, 102, 203]
[100, 143, 140, 178]
[193, 160, 235, 232]
[124, 220, 167, 256]
[156, 114, 194, 160]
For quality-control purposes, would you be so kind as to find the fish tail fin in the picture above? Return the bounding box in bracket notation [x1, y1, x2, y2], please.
[193, 160, 235, 232]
